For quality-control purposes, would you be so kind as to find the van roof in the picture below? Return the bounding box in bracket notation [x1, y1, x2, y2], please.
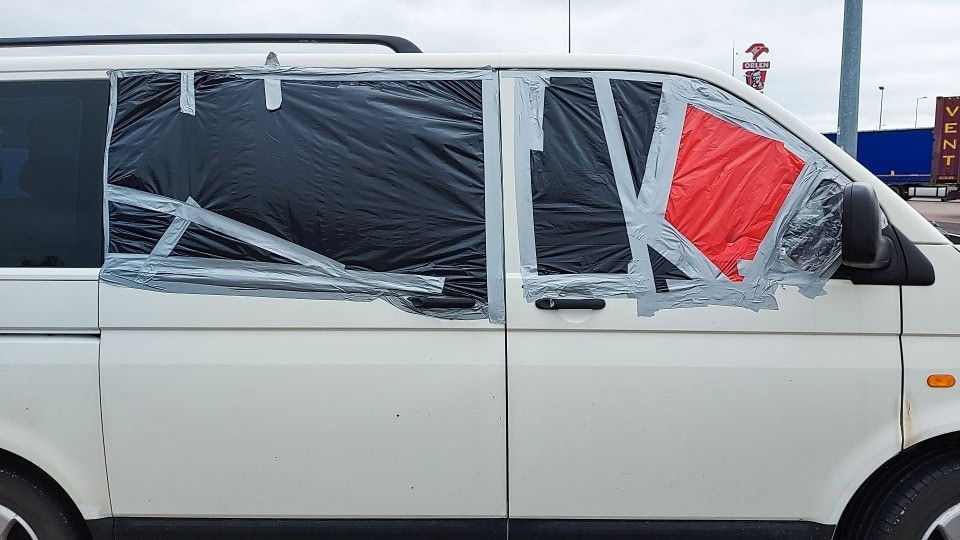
[0, 51, 724, 79]
[0, 32, 732, 79]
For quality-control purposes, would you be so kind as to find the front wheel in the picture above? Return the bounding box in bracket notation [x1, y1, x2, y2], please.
[861, 455, 960, 539]
[0, 467, 84, 540]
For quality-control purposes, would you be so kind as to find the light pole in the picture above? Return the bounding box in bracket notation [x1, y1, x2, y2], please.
[878, 86, 885, 130]
[915, 96, 929, 128]
[567, 0, 571, 53]
[837, 0, 862, 156]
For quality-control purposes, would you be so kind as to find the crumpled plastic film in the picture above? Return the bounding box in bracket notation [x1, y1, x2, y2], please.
[508, 71, 852, 315]
[104, 68, 503, 322]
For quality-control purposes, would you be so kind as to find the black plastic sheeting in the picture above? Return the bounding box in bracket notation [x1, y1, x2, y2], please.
[531, 77, 632, 275]
[530, 77, 683, 292]
[781, 179, 844, 272]
[611, 80, 662, 194]
[108, 72, 488, 302]
[649, 245, 690, 293]
[108, 202, 174, 255]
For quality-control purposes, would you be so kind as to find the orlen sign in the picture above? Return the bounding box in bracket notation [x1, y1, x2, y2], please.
[933, 96, 960, 182]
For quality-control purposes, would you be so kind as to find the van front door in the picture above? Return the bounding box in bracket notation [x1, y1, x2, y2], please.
[501, 71, 901, 537]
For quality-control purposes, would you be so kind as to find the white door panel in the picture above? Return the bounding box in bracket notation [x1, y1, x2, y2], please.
[505, 279, 900, 333]
[100, 286, 506, 518]
[0, 269, 99, 331]
[0, 269, 108, 519]
[508, 327, 900, 521]
[0, 337, 110, 519]
[500, 75, 901, 524]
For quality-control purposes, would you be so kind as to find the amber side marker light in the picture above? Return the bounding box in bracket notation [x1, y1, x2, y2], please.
[928, 374, 956, 388]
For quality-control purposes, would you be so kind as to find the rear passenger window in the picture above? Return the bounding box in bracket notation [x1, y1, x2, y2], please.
[0, 81, 107, 267]
[104, 70, 500, 320]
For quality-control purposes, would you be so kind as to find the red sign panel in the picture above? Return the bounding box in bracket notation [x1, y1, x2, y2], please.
[933, 96, 960, 183]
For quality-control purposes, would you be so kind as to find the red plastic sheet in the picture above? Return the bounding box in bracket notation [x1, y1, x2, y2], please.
[665, 105, 804, 282]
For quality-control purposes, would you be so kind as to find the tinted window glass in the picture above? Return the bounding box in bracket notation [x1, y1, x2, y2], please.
[0, 80, 107, 267]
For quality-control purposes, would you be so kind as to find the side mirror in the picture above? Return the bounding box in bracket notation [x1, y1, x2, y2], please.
[841, 183, 892, 269]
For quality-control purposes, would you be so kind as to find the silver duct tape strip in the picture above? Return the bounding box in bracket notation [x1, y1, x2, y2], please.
[104, 185, 446, 295]
[149, 196, 198, 258]
[522, 274, 653, 301]
[102, 256, 446, 298]
[634, 278, 781, 315]
[263, 52, 282, 111]
[103, 72, 120, 255]
[106, 185, 346, 276]
[482, 76, 506, 324]
[179, 70, 195, 115]
[264, 78, 282, 111]
[594, 76, 655, 295]
[134, 197, 198, 283]
[513, 76, 546, 283]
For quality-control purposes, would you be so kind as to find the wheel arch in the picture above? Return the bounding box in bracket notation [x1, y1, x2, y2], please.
[0, 445, 95, 538]
[835, 431, 960, 539]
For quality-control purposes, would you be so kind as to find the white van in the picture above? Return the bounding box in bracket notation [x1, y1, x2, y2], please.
[0, 34, 957, 540]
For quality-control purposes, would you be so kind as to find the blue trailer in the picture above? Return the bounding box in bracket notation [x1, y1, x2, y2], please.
[824, 128, 936, 199]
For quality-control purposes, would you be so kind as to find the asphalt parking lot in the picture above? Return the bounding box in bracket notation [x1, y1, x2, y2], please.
[909, 198, 960, 236]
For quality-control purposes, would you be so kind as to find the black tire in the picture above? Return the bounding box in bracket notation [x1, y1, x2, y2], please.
[858, 453, 960, 539]
[0, 466, 85, 539]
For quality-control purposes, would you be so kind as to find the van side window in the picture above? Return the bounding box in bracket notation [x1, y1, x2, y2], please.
[106, 72, 493, 317]
[514, 72, 849, 314]
[0, 80, 107, 267]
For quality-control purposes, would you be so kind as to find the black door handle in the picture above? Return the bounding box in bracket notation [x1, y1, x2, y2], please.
[409, 296, 477, 309]
[535, 298, 606, 310]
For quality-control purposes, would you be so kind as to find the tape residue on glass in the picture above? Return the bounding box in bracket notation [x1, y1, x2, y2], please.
[510, 71, 848, 314]
[103, 68, 504, 323]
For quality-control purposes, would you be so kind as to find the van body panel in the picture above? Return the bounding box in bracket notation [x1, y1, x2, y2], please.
[99, 286, 507, 518]
[0, 336, 110, 519]
[0, 278, 98, 331]
[500, 76, 902, 523]
[902, 245, 960, 449]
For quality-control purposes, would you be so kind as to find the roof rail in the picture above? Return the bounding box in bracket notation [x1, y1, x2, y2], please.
[0, 34, 423, 53]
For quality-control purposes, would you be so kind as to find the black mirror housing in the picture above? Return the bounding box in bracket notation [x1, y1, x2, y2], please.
[841, 183, 892, 270]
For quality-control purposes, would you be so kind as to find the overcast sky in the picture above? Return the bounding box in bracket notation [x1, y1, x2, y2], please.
[3, 0, 957, 131]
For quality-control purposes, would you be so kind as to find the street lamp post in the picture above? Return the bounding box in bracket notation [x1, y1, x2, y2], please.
[878, 86, 885, 130]
[837, 0, 862, 156]
[915, 96, 929, 128]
